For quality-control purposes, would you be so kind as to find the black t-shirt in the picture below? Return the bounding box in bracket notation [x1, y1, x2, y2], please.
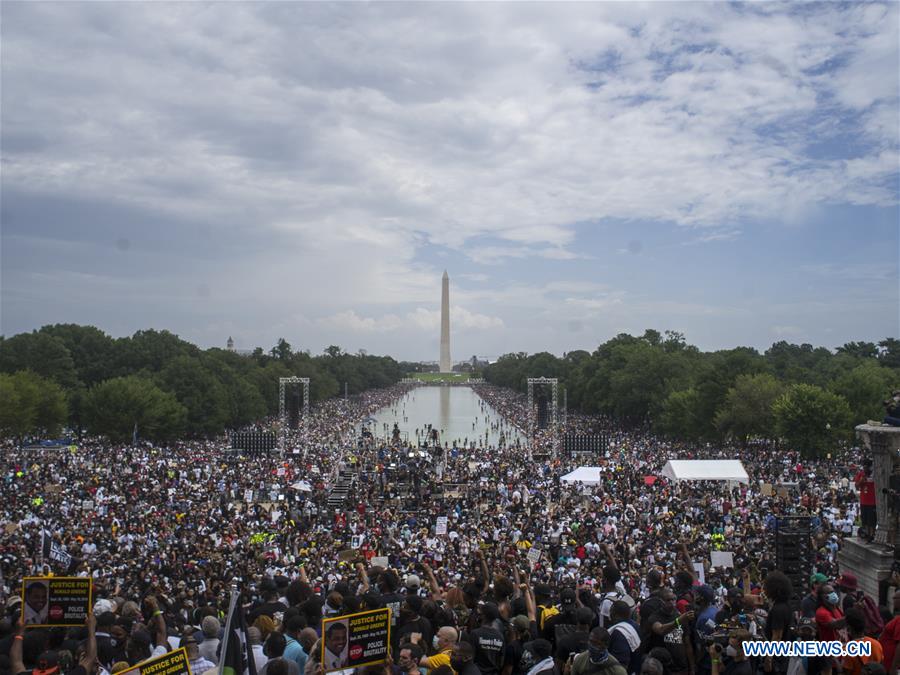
[466, 625, 506, 675]
[505, 640, 526, 675]
[555, 630, 589, 663]
[724, 660, 752, 675]
[380, 592, 403, 628]
[764, 602, 794, 640]
[800, 594, 817, 619]
[543, 609, 577, 648]
[395, 615, 433, 649]
[645, 609, 689, 673]
[639, 595, 664, 632]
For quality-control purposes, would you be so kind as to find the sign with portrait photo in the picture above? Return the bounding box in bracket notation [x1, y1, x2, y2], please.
[321, 608, 391, 673]
[21, 577, 92, 627]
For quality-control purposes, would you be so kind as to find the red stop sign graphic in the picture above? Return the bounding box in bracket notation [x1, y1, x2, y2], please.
[49, 605, 64, 621]
[349, 645, 363, 661]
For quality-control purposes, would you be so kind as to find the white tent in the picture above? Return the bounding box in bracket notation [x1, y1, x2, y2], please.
[661, 459, 749, 484]
[560, 466, 605, 486]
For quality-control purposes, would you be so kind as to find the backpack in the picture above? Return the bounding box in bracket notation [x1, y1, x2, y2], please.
[860, 595, 885, 636]
[539, 604, 560, 631]
[604, 590, 636, 610]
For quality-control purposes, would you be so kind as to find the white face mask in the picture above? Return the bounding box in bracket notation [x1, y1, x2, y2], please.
[433, 636, 441, 650]
[726, 646, 738, 658]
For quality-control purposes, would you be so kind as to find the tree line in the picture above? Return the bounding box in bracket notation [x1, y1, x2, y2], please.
[0, 325, 404, 443]
[483, 330, 899, 457]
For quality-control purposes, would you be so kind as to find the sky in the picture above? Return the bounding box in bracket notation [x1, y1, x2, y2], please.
[1, 2, 898, 362]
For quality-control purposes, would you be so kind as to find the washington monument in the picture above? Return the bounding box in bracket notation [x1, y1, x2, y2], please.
[440, 270, 451, 373]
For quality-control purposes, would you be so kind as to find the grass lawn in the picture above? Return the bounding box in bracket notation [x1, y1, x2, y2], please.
[410, 372, 471, 381]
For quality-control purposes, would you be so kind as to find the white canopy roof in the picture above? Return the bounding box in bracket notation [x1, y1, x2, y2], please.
[661, 459, 749, 484]
[560, 466, 605, 486]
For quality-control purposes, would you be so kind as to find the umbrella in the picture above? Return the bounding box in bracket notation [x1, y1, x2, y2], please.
[290, 480, 312, 492]
[644, 475, 658, 486]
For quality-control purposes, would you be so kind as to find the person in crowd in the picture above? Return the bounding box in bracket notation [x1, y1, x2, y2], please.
[451, 642, 482, 675]
[642, 589, 693, 675]
[568, 628, 626, 675]
[181, 633, 216, 675]
[199, 616, 221, 665]
[709, 630, 751, 675]
[465, 603, 506, 675]
[556, 608, 593, 671]
[762, 571, 794, 675]
[879, 590, 900, 675]
[843, 608, 883, 675]
[802, 575, 829, 620]
[855, 460, 877, 541]
[607, 602, 642, 675]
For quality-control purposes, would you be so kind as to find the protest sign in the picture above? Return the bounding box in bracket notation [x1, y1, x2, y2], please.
[119, 647, 191, 675]
[435, 516, 448, 536]
[526, 546, 542, 568]
[21, 577, 92, 627]
[693, 562, 706, 585]
[710, 551, 735, 569]
[338, 549, 357, 562]
[370, 556, 389, 569]
[321, 608, 391, 673]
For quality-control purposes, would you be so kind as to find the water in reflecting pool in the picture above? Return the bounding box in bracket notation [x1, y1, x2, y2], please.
[364, 386, 523, 447]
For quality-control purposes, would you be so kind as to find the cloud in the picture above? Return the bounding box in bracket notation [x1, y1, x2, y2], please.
[3, 3, 896, 256]
[317, 306, 503, 334]
[466, 245, 585, 265]
[683, 229, 743, 245]
[0, 2, 896, 357]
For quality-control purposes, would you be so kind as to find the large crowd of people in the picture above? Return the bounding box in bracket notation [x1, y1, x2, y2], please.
[1, 382, 895, 675]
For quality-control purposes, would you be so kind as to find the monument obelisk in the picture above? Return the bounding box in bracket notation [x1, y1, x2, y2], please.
[439, 270, 451, 373]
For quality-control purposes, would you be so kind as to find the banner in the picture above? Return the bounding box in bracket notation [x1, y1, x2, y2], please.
[120, 647, 192, 675]
[321, 607, 391, 673]
[21, 577, 92, 627]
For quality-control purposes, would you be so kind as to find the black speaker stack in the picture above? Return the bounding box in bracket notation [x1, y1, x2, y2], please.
[231, 430, 277, 454]
[562, 433, 609, 455]
[775, 516, 814, 611]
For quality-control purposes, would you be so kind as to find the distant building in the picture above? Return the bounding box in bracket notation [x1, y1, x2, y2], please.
[227, 336, 235, 352]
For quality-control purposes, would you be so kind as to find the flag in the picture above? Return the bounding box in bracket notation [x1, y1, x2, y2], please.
[219, 587, 258, 675]
[40, 530, 73, 570]
[239, 599, 258, 675]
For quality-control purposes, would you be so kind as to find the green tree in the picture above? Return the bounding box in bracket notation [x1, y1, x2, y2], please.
[0, 332, 79, 389]
[658, 388, 704, 440]
[690, 347, 766, 438]
[714, 373, 783, 444]
[830, 361, 897, 425]
[836, 341, 879, 360]
[879, 338, 900, 369]
[0, 371, 68, 440]
[38, 324, 118, 386]
[156, 356, 230, 436]
[773, 384, 852, 458]
[115, 329, 199, 374]
[83, 376, 186, 442]
[272, 338, 293, 360]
